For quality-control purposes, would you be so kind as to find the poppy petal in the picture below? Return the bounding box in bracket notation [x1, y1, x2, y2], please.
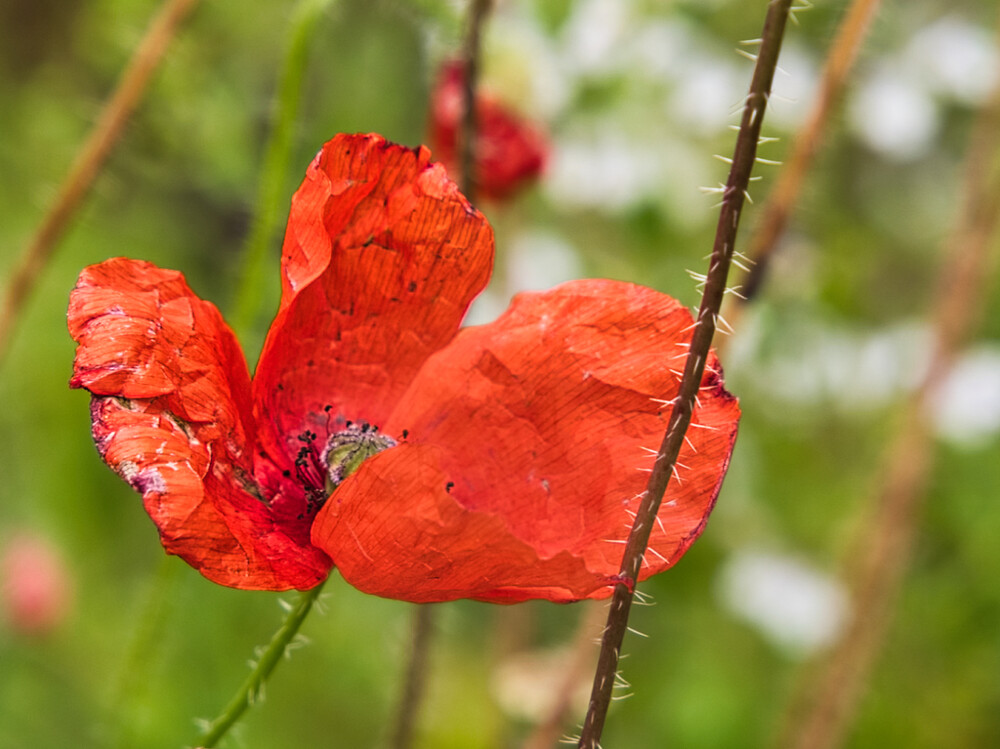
[313, 443, 596, 603]
[312, 280, 740, 602]
[69, 258, 330, 590]
[253, 133, 494, 472]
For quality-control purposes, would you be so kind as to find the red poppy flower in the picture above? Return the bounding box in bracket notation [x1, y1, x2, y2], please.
[428, 60, 548, 202]
[68, 133, 739, 603]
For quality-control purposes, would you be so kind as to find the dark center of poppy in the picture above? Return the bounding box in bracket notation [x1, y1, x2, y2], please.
[291, 421, 396, 516]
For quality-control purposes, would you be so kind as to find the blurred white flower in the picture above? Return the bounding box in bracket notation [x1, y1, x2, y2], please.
[731, 313, 931, 416]
[463, 287, 508, 327]
[767, 41, 820, 130]
[717, 549, 848, 656]
[545, 129, 663, 210]
[931, 345, 1000, 446]
[489, 8, 572, 119]
[669, 54, 746, 132]
[463, 232, 582, 326]
[491, 647, 590, 722]
[849, 66, 940, 160]
[559, 0, 631, 76]
[628, 19, 695, 80]
[507, 230, 583, 292]
[904, 16, 1000, 105]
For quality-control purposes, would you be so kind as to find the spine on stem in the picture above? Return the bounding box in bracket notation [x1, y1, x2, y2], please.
[577, 2, 795, 746]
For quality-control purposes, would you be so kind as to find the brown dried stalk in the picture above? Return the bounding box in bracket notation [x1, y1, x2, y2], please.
[459, 0, 493, 199]
[389, 604, 437, 749]
[740, 0, 881, 304]
[775, 28, 1000, 749]
[577, 2, 795, 746]
[521, 602, 605, 749]
[0, 0, 201, 368]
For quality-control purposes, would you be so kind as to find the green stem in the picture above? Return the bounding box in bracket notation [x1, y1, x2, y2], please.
[110, 556, 181, 749]
[230, 0, 335, 347]
[193, 579, 328, 748]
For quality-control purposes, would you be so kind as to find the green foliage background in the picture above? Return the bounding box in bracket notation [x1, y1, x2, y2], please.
[1, 0, 999, 747]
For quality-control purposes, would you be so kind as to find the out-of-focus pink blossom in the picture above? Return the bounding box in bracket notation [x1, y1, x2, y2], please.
[2, 533, 73, 635]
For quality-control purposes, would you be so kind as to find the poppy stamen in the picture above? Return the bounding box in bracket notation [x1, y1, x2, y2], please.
[292, 430, 329, 513]
[323, 423, 397, 491]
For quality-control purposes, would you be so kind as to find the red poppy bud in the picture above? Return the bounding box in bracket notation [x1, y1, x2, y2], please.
[428, 60, 548, 202]
[2, 533, 73, 635]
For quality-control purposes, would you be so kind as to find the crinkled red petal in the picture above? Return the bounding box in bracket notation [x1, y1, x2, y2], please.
[69, 258, 330, 590]
[253, 133, 494, 474]
[312, 443, 595, 603]
[429, 61, 548, 202]
[312, 280, 740, 602]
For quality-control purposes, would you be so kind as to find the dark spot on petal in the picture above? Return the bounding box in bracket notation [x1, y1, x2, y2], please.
[407, 281, 417, 292]
[283, 470, 291, 478]
[401, 429, 409, 439]
[445, 481, 454, 493]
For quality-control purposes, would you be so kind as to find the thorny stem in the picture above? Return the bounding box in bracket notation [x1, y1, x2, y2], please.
[577, 2, 794, 747]
[193, 579, 327, 748]
[385, 4, 493, 746]
[521, 602, 605, 749]
[459, 0, 493, 199]
[775, 25, 1000, 749]
[389, 605, 436, 749]
[0, 0, 200, 369]
[230, 0, 335, 346]
[739, 0, 881, 304]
